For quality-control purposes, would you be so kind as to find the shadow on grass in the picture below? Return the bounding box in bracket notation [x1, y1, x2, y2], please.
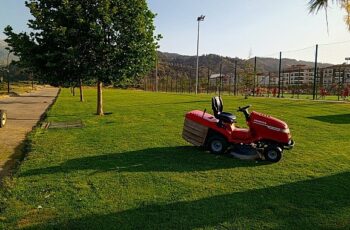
[20, 146, 266, 177]
[24, 172, 350, 229]
[308, 114, 350, 124]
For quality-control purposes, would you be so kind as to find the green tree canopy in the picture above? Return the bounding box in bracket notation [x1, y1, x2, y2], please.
[4, 0, 160, 115]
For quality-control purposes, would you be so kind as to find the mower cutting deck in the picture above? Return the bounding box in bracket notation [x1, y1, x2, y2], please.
[182, 96, 294, 163]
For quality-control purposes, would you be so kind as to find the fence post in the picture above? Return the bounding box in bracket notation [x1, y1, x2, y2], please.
[229, 73, 231, 96]
[166, 75, 168, 92]
[234, 60, 237, 96]
[338, 67, 341, 101]
[176, 76, 178, 93]
[181, 79, 184, 93]
[268, 72, 271, 97]
[253, 56, 257, 97]
[155, 58, 158, 92]
[282, 70, 284, 98]
[170, 77, 173, 92]
[278, 52, 282, 98]
[313, 44, 318, 100]
[207, 67, 210, 94]
[219, 63, 223, 97]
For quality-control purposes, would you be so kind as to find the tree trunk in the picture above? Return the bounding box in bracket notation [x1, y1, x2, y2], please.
[72, 86, 76, 96]
[97, 80, 104, 115]
[79, 78, 84, 102]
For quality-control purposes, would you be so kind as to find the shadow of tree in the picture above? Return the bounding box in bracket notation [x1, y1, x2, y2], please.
[308, 114, 350, 124]
[23, 172, 350, 229]
[19, 146, 266, 177]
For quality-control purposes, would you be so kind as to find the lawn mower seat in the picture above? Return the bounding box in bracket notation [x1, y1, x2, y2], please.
[211, 96, 236, 124]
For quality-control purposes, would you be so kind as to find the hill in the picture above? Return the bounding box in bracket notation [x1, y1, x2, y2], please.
[158, 51, 331, 76]
[0, 39, 16, 66]
[0, 39, 330, 75]
[0, 39, 8, 66]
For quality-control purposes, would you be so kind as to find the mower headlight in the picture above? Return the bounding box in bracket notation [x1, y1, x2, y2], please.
[281, 128, 290, 134]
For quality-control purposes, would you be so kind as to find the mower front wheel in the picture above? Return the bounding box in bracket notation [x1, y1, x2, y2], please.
[207, 135, 228, 155]
[264, 146, 282, 163]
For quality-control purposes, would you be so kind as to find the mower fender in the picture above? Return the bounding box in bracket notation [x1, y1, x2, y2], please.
[205, 129, 228, 145]
[205, 130, 229, 154]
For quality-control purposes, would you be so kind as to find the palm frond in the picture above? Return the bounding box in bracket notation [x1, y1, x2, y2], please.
[308, 0, 346, 13]
[308, 0, 350, 32]
[343, 0, 350, 30]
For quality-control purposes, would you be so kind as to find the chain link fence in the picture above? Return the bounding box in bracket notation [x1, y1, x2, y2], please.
[0, 65, 36, 96]
[143, 41, 350, 101]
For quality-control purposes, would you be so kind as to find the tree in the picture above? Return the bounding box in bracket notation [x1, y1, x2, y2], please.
[4, 0, 160, 115]
[308, 0, 350, 31]
[239, 61, 255, 97]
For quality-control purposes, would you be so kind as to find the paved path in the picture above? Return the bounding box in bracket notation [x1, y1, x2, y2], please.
[0, 86, 59, 178]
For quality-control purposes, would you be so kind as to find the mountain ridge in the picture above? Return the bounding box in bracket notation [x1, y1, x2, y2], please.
[0, 39, 331, 73]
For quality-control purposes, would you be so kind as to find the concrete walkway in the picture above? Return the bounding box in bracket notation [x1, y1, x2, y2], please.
[0, 86, 59, 178]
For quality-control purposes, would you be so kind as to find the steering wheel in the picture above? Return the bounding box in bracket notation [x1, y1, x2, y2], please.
[237, 105, 251, 112]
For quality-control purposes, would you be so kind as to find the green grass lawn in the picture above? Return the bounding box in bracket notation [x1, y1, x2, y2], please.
[1, 88, 350, 229]
[278, 93, 348, 102]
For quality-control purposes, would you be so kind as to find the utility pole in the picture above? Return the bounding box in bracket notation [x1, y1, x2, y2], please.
[195, 15, 205, 95]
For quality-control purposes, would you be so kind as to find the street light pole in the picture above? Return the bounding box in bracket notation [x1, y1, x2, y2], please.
[195, 15, 205, 95]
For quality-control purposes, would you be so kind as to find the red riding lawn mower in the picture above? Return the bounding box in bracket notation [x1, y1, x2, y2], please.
[182, 96, 294, 163]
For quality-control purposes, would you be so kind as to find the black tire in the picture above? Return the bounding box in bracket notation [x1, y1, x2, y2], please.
[264, 146, 282, 163]
[207, 135, 228, 155]
[0, 110, 7, 128]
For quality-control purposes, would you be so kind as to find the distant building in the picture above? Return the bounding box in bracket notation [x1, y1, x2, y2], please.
[256, 74, 278, 86]
[281, 65, 314, 86]
[280, 64, 350, 87]
[209, 74, 231, 85]
[209, 64, 350, 89]
[321, 64, 350, 86]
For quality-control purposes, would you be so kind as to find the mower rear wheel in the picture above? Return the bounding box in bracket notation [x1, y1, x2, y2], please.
[264, 146, 282, 163]
[0, 110, 7, 128]
[207, 135, 228, 155]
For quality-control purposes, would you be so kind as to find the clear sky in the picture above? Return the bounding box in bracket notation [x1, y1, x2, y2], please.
[1, 0, 349, 63]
